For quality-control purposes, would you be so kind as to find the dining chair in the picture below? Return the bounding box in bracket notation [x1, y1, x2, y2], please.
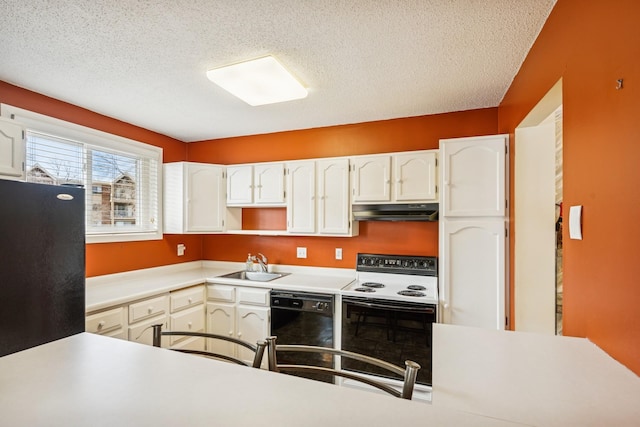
[265, 336, 420, 399]
[151, 324, 267, 368]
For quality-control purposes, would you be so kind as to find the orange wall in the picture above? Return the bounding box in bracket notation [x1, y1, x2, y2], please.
[189, 109, 498, 267]
[0, 82, 202, 277]
[498, 0, 640, 374]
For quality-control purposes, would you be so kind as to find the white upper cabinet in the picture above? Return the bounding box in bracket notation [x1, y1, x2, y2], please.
[164, 162, 226, 233]
[227, 162, 285, 206]
[286, 160, 316, 233]
[351, 150, 438, 203]
[287, 158, 357, 236]
[440, 135, 507, 217]
[0, 116, 25, 180]
[393, 151, 438, 201]
[352, 155, 391, 202]
[226, 165, 253, 205]
[317, 158, 353, 235]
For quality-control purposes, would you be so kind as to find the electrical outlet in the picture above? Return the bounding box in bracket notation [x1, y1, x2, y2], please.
[335, 248, 343, 260]
[296, 247, 307, 258]
[177, 244, 186, 256]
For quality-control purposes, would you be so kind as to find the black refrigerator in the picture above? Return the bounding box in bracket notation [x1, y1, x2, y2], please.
[0, 179, 85, 357]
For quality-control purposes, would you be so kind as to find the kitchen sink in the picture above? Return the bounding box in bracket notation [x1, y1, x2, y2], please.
[218, 270, 290, 282]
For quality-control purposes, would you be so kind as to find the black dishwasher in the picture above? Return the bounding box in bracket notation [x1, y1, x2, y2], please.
[270, 291, 334, 383]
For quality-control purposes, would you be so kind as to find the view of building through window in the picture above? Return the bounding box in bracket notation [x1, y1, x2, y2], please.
[25, 132, 139, 228]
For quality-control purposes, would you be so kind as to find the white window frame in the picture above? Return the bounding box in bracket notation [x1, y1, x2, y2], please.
[1, 104, 163, 244]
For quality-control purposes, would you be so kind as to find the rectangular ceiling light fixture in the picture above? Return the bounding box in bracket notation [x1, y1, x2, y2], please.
[206, 55, 308, 106]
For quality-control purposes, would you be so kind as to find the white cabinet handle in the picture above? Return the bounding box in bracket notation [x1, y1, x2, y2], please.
[237, 332, 242, 338]
[228, 331, 233, 336]
[188, 298, 192, 303]
[188, 322, 192, 329]
[147, 306, 153, 314]
[97, 321, 105, 330]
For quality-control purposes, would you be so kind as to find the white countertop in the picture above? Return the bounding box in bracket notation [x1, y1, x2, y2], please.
[431, 324, 640, 426]
[0, 333, 524, 427]
[86, 261, 356, 312]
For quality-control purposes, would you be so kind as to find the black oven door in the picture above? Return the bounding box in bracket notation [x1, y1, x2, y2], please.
[341, 296, 436, 386]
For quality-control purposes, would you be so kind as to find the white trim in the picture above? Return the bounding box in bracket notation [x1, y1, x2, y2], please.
[1, 103, 163, 243]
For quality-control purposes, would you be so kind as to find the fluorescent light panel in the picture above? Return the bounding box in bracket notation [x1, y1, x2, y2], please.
[206, 56, 308, 106]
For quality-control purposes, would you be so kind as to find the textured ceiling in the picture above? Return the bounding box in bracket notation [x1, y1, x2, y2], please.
[0, 1, 556, 142]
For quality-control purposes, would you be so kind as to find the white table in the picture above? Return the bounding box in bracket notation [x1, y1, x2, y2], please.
[0, 333, 522, 426]
[432, 324, 640, 426]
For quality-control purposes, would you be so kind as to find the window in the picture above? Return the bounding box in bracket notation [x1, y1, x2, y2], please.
[2, 104, 163, 243]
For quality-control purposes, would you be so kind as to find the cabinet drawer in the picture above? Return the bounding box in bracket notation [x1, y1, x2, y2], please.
[170, 305, 205, 345]
[170, 285, 205, 313]
[86, 307, 125, 334]
[129, 294, 168, 323]
[207, 284, 235, 302]
[237, 287, 269, 306]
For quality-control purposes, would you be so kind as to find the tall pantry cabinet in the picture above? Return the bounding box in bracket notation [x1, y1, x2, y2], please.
[439, 135, 509, 330]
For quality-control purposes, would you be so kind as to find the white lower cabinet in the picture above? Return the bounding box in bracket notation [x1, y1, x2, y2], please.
[207, 284, 270, 367]
[128, 294, 169, 346]
[86, 306, 126, 339]
[169, 285, 206, 350]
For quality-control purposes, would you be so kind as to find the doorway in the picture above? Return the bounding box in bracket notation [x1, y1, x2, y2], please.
[514, 79, 563, 335]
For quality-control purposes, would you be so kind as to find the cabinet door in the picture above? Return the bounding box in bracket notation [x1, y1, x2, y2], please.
[254, 163, 285, 204]
[186, 164, 225, 232]
[0, 117, 25, 179]
[129, 315, 169, 347]
[226, 165, 253, 205]
[440, 135, 507, 217]
[206, 302, 236, 357]
[352, 155, 391, 203]
[170, 305, 205, 347]
[317, 158, 351, 235]
[394, 151, 437, 202]
[286, 161, 316, 233]
[236, 305, 270, 366]
[439, 218, 506, 330]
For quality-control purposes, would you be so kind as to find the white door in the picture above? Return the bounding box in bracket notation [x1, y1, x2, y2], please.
[317, 158, 351, 235]
[351, 155, 391, 203]
[439, 218, 506, 330]
[236, 306, 269, 366]
[0, 116, 25, 179]
[254, 163, 285, 204]
[206, 302, 236, 357]
[286, 161, 316, 233]
[394, 151, 437, 202]
[226, 165, 253, 205]
[186, 164, 225, 232]
[440, 135, 507, 217]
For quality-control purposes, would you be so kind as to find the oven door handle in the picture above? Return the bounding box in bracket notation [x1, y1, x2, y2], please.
[344, 299, 435, 314]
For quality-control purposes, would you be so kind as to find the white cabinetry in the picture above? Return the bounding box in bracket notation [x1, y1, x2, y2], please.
[164, 162, 226, 233]
[317, 158, 355, 235]
[439, 135, 508, 330]
[351, 150, 438, 203]
[227, 162, 285, 206]
[286, 161, 316, 233]
[128, 294, 169, 346]
[286, 158, 357, 236]
[206, 284, 270, 366]
[0, 116, 25, 180]
[169, 285, 206, 350]
[86, 306, 127, 340]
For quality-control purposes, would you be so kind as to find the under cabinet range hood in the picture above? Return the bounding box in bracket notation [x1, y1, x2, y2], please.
[352, 203, 439, 222]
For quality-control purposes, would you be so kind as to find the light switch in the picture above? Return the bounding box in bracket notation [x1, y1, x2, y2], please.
[296, 247, 307, 258]
[335, 248, 343, 260]
[569, 205, 582, 240]
[177, 244, 186, 256]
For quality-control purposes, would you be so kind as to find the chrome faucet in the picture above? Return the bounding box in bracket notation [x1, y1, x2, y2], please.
[254, 253, 268, 272]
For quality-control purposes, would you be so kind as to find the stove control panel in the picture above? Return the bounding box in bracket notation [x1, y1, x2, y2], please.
[356, 253, 437, 276]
